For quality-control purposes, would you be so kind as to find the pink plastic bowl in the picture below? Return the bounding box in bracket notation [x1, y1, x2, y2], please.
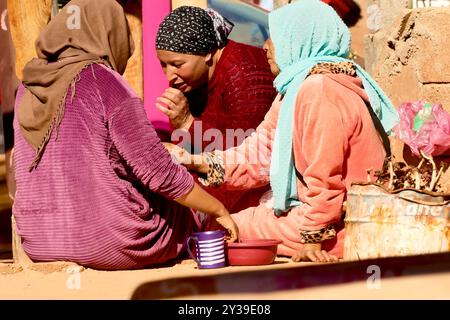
[226, 239, 282, 266]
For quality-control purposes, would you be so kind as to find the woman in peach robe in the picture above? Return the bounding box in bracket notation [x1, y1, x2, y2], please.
[166, 0, 398, 262]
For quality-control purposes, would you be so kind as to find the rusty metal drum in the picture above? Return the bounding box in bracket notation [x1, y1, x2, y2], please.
[344, 183, 450, 260]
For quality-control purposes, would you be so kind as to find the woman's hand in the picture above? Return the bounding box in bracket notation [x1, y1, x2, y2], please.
[157, 88, 194, 130]
[215, 214, 239, 243]
[291, 243, 338, 263]
[175, 184, 237, 242]
[162, 143, 208, 173]
[162, 142, 193, 167]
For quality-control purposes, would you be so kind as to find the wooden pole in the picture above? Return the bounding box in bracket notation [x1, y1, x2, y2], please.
[11, 214, 33, 266]
[123, 1, 143, 99]
[7, 0, 143, 98]
[7, 0, 52, 80]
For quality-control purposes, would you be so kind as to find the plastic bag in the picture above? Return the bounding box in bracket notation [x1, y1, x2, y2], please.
[393, 101, 450, 157]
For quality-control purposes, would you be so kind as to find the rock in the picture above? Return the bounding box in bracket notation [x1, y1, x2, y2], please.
[0, 263, 22, 275]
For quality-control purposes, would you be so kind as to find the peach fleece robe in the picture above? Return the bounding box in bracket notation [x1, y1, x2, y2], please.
[216, 73, 386, 257]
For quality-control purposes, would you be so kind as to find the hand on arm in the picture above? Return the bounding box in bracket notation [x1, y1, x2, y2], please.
[165, 93, 282, 191]
[162, 90, 283, 191]
[162, 143, 208, 174]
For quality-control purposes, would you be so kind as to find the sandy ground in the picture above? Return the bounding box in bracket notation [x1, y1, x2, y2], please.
[1, 256, 449, 300]
[0, 257, 301, 300]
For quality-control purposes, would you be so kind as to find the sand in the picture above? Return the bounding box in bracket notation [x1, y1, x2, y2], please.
[1, 256, 449, 300]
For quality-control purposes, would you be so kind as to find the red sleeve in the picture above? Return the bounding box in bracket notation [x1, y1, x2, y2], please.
[186, 63, 275, 153]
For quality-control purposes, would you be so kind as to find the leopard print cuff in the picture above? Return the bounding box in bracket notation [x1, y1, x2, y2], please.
[299, 224, 337, 244]
[308, 61, 357, 77]
[198, 152, 225, 188]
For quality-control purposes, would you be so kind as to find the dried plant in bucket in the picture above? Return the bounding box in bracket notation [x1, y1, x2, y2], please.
[367, 152, 446, 193]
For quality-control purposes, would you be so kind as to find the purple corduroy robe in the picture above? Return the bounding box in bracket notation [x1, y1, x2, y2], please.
[13, 64, 200, 270]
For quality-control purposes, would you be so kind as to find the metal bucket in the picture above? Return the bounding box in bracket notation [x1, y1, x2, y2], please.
[344, 183, 450, 260]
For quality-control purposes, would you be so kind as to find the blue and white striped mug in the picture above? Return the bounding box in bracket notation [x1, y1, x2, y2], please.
[186, 230, 226, 269]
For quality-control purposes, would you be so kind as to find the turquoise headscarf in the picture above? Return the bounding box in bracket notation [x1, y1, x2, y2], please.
[269, 0, 399, 215]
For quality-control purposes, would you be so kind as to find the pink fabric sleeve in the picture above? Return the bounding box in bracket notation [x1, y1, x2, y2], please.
[108, 97, 194, 200]
[216, 95, 282, 190]
[293, 77, 348, 230]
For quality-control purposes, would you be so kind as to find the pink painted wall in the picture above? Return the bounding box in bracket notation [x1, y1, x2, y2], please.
[142, 0, 171, 134]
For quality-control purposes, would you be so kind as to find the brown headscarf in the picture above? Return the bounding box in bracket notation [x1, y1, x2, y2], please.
[19, 0, 134, 170]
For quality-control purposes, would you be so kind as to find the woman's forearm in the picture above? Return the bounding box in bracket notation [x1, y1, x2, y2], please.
[174, 182, 228, 218]
[175, 181, 239, 242]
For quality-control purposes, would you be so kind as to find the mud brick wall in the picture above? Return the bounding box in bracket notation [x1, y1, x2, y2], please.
[366, 5, 450, 111]
[365, 3, 450, 191]
[364, 0, 410, 75]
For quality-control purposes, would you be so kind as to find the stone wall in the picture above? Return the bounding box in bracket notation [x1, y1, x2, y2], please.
[364, 0, 410, 75]
[366, 7, 450, 111]
[365, 4, 450, 191]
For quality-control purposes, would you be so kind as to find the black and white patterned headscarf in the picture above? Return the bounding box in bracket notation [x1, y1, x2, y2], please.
[156, 6, 234, 55]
